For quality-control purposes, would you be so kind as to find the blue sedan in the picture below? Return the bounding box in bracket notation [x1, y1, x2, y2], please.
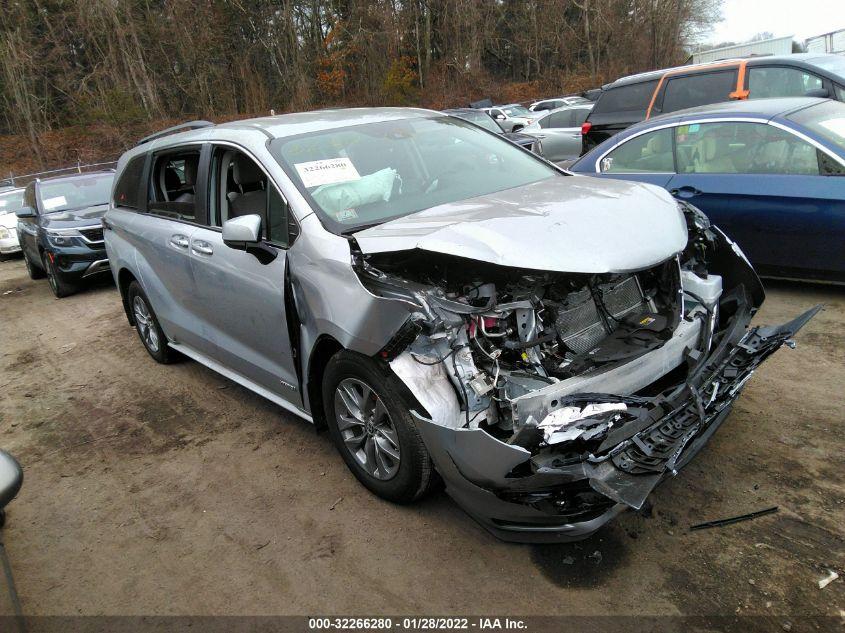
[570, 97, 845, 283]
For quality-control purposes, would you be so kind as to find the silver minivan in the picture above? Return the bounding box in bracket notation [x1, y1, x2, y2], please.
[105, 108, 816, 543]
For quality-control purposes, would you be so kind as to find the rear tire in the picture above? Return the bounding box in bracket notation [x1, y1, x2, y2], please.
[127, 281, 176, 364]
[322, 350, 435, 504]
[23, 250, 45, 279]
[42, 252, 77, 298]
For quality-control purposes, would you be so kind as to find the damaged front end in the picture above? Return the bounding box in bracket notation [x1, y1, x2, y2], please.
[352, 203, 819, 542]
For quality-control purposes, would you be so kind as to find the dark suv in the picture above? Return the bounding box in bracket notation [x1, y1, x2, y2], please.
[16, 171, 115, 297]
[581, 53, 845, 154]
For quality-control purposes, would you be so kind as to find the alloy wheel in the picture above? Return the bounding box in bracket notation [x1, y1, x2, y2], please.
[133, 295, 160, 353]
[334, 377, 401, 480]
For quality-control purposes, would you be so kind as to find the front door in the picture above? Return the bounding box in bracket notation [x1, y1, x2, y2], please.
[594, 126, 676, 188]
[535, 108, 590, 161]
[187, 145, 302, 405]
[669, 120, 845, 280]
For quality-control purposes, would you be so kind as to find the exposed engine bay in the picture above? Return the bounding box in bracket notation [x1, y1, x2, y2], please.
[367, 251, 688, 430]
[348, 202, 817, 542]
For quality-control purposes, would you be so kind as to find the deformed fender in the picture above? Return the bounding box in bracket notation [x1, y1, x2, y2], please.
[411, 412, 531, 487]
[286, 215, 421, 411]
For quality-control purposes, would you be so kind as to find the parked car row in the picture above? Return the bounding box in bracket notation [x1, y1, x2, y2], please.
[3, 68, 838, 543]
[581, 53, 845, 152]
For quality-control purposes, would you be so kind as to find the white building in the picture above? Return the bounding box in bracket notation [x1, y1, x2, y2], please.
[806, 29, 845, 56]
[690, 35, 794, 64]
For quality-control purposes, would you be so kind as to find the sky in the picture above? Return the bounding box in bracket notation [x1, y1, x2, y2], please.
[705, 0, 845, 45]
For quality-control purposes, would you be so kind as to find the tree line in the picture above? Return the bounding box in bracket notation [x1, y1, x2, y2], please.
[0, 0, 720, 168]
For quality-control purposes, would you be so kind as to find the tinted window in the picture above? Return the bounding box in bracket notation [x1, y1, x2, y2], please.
[748, 67, 823, 99]
[547, 111, 571, 128]
[448, 110, 501, 133]
[148, 150, 201, 221]
[836, 84, 845, 101]
[787, 99, 845, 153]
[37, 173, 114, 213]
[571, 108, 591, 126]
[659, 71, 736, 114]
[0, 189, 25, 215]
[675, 121, 820, 175]
[272, 116, 557, 233]
[209, 148, 296, 247]
[113, 155, 146, 210]
[24, 183, 36, 211]
[592, 80, 659, 114]
[601, 128, 674, 173]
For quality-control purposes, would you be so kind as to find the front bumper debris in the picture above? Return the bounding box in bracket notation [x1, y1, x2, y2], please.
[413, 295, 821, 543]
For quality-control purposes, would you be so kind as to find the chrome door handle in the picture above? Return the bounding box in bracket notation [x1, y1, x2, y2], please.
[170, 234, 190, 249]
[191, 240, 213, 256]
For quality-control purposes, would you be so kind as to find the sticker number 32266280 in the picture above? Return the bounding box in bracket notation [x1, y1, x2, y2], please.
[295, 158, 361, 188]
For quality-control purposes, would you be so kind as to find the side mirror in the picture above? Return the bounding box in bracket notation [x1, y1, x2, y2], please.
[495, 114, 506, 121]
[222, 214, 277, 264]
[804, 88, 830, 98]
[15, 206, 35, 218]
[0, 450, 22, 527]
[223, 214, 262, 246]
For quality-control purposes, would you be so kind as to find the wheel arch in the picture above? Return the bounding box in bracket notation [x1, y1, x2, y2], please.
[305, 335, 345, 430]
[117, 267, 139, 325]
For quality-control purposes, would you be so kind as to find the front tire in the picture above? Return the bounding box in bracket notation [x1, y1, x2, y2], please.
[42, 252, 77, 298]
[127, 281, 176, 364]
[322, 350, 435, 504]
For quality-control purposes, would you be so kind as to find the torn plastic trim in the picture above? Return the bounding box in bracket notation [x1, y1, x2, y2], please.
[409, 296, 820, 542]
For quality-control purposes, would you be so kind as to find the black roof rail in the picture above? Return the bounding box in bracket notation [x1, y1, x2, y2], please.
[136, 120, 215, 146]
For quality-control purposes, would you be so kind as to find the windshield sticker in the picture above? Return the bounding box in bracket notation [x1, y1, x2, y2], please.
[295, 158, 361, 188]
[42, 196, 67, 210]
[819, 118, 845, 139]
[335, 208, 359, 221]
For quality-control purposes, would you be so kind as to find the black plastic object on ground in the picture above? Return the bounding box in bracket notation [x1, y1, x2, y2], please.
[689, 506, 779, 531]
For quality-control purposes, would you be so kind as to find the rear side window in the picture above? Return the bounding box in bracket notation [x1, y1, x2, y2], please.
[547, 111, 571, 128]
[592, 80, 659, 114]
[148, 149, 201, 222]
[600, 128, 674, 173]
[675, 121, 821, 175]
[659, 71, 736, 114]
[113, 155, 146, 210]
[748, 67, 823, 99]
[572, 108, 591, 127]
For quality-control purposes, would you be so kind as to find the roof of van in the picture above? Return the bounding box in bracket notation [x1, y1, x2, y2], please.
[647, 96, 829, 122]
[602, 54, 844, 90]
[123, 107, 443, 157]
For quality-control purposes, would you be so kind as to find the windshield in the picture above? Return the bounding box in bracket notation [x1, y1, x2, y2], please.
[0, 189, 24, 215]
[447, 110, 502, 134]
[787, 99, 845, 153]
[272, 115, 558, 233]
[503, 106, 530, 117]
[37, 173, 114, 213]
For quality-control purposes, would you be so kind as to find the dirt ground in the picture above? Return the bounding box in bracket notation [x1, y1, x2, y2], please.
[0, 253, 843, 624]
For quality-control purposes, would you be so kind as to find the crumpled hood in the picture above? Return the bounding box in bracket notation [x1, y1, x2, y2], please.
[41, 204, 108, 229]
[354, 176, 688, 273]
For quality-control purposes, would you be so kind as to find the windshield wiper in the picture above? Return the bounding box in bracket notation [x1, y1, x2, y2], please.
[340, 222, 384, 235]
